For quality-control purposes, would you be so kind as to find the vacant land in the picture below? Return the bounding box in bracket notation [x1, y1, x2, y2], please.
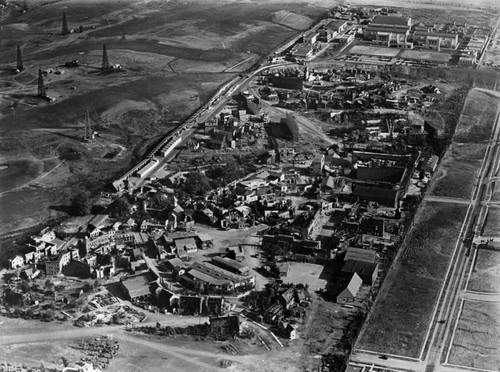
[492, 182, 500, 201]
[282, 262, 331, 293]
[356, 201, 468, 358]
[448, 300, 500, 371]
[483, 208, 500, 236]
[348, 45, 400, 57]
[454, 89, 499, 143]
[468, 248, 500, 293]
[430, 142, 486, 199]
[400, 49, 451, 63]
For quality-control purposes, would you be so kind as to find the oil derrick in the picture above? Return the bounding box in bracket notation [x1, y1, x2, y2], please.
[16, 45, 23, 71]
[102, 44, 110, 70]
[84, 110, 92, 142]
[61, 12, 70, 35]
[37, 69, 46, 97]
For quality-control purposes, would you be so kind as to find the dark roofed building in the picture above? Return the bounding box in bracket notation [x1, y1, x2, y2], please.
[344, 247, 377, 263]
[356, 167, 405, 184]
[352, 185, 400, 208]
[211, 256, 249, 276]
[342, 259, 379, 285]
[365, 15, 411, 47]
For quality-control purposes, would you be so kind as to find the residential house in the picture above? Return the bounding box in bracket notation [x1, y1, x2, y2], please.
[175, 237, 198, 257]
[337, 272, 363, 303]
[9, 255, 24, 269]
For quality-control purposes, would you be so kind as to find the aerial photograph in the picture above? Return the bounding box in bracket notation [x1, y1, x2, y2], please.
[0, 0, 499, 371]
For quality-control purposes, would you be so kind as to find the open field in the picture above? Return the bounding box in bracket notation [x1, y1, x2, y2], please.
[430, 142, 486, 199]
[454, 89, 500, 143]
[448, 300, 500, 371]
[400, 49, 452, 63]
[356, 201, 468, 358]
[492, 182, 500, 201]
[348, 45, 400, 57]
[468, 248, 500, 293]
[483, 207, 500, 236]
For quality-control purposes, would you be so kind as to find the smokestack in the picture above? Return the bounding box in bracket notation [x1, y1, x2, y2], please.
[16, 45, 23, 71]
[37, 69, 46, 97]
[61, 12, 69, 35]
[102, 44, 110, 70]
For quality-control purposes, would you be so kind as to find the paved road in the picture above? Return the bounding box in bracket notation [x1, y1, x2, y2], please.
[460, 290, 500, 302]
[424, 196, 471, 205]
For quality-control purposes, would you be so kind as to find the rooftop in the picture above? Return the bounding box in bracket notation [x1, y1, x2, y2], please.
[345, 247, 377, 264]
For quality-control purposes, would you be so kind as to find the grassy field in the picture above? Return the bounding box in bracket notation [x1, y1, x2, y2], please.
[448, 301, 500, 370]
[468, 248, 500, 292]
[356, 201, 468, 358]
[395, 6, 497, 29]
[430, 143, 486, 199]
[453, 89, 499, 143]
[483, 208, 500, 236]
[349, 45, 400, 57]
[492, 182, 500, 201]
[400, 49, 451, 63]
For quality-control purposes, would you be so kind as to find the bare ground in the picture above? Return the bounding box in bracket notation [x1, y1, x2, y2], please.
[356, 201, 468, 358]
[448, 300, 500, 371]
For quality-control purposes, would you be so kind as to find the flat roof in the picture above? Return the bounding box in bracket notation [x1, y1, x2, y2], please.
[365, 25, 409, 34]
[325, 19, 347, 30]
[342, 260, 377, 277]
[345, 247, 377, 263]
[414, 31, 458, 38]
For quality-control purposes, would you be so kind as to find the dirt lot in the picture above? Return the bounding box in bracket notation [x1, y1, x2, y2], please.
[468, 248, 500, 293]
[448, 300, 500, 371]
[429, 142, 486, 199]
[356, 201, 468, 358]
[281, 262, 332, 293]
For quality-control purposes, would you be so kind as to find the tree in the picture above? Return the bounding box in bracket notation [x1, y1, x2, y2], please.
[109, 197, 131, 219]
[182, 172, 212, 196]
[71, 191, 92, 216]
